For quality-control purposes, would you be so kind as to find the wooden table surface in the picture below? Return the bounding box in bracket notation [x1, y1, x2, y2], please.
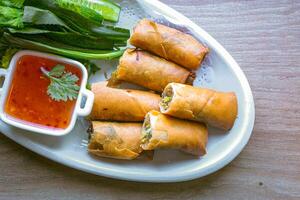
[1, 0, 299, 199]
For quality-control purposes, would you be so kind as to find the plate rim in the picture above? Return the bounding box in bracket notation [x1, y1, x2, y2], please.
[0, 0, 255, 183]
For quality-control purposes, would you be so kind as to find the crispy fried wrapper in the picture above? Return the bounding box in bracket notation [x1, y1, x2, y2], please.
[108, 48, 194, 92]
[160, 83, 238, 130]
[89, 82, 160, 121]
[141, 111, 207, 156]
[88, 121, 144, 160]
[130, 19, 209, 70]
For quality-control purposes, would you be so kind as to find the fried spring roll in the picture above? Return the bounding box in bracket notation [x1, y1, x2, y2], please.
[160, 83, 238, 130]
[88, 121, 143, 160]
[109, 49, 194, 92]
[130, 19, 209, 70]
[89, 82, 160, 121]
[141, 111, 207, 156]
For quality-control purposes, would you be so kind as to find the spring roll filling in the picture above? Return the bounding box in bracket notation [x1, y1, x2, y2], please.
[160, 86, 174, 110]
[89, 139, 104, 151]
[87, 121, 94, 140]
[141, 115, 152, 144]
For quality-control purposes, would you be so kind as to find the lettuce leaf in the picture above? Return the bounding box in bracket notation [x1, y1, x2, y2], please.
[22, 5, 129, 40]
[22, 6, 73, 31]
[0, 0, 25, 8]
[54, 0, 120, 22]
[0, 6, 23, 28]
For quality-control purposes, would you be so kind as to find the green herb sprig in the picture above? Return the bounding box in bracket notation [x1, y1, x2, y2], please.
[41, 64, 80, 102]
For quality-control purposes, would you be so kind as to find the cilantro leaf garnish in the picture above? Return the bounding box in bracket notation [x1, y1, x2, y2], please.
[41, 65, 80, 102]
[48, 64, 65, 77]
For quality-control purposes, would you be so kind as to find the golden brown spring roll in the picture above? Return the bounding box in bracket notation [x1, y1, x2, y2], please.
[88, 121, 143, 160]
[130, 19, 209, 70]
[89, 82, 160, 121]
[141, 111, 207, 156]
[109, 48, 194, 92]
[160, 83, 238, 130]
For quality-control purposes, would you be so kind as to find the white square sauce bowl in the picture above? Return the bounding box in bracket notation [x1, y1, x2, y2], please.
[0, 50, 94, 136]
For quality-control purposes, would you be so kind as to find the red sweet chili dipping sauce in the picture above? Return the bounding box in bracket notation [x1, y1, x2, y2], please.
[4, 55, 82, 129]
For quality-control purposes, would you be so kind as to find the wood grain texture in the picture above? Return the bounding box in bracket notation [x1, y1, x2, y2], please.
[0, 0, 300, 199]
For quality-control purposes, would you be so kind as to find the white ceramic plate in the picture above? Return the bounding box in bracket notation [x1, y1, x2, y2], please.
[0, 0, 255, 182]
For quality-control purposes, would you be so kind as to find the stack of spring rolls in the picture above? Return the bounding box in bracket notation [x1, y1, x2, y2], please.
[87, 19, 238, 160]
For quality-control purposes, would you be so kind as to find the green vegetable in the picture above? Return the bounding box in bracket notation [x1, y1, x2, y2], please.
[161, 96, 172, 109]
[41, 64, 80, 101]
[163, 96, 172, 103]
[55, 0, 103, 23]
[8, 27, 50, 34]
[50, 8, 128, 40]
[45, 32, 126, 49]
[86, 82, 91, 90]
[26, 0, 120, 22]
[23, 3, 129, 40]
[1, 48, 19, 68]
[0, 0, 128, 71]
[8, 28, 125, 50]
[55, 0, 121, 22]
[0, 29, 7, 62]
[3, 33, 125, 60]
[142, 123, 152, 144]
[89, 25, 129, 41]
[0, 6, 23, 28]
[90, 0, 121, 22]
[81, 61, 100, 90]
[0, 0, 25, 8]
[0, 29, 7, 50]
[22, 6, 73, 32]
[82, 61, 101, 78]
